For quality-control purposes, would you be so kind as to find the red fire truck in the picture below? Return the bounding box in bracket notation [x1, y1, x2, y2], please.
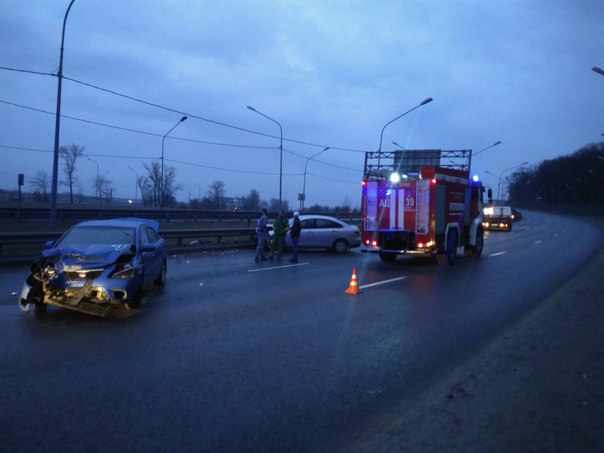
[360, 149, 485, 264]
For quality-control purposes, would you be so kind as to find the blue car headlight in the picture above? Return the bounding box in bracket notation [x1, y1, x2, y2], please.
[110, 264, 142, 279]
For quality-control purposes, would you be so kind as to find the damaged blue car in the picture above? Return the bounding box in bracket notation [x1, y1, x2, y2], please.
[18, 218, 167, 317]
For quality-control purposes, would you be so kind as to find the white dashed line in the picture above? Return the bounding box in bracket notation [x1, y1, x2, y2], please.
[360, 276, 407, 289]
[248, 262, 309, 273]
[489, 251, 507, 257]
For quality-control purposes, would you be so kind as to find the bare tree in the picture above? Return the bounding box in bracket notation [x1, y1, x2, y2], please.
[269, 198, 289, 211]
[144, 161, 162, 207]
[93, 174, 113, 205]
[29, 170, 50, 202]
[207, 181, 226, 209]
[240, 189, 262, 211]
[137, 175, 151, 206]
[143, 161, 181, 207]
[162, 166, 182, 208]
[59, 143, 84, 204]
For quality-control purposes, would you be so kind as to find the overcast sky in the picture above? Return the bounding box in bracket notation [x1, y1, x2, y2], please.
[1, 0, 603, 208]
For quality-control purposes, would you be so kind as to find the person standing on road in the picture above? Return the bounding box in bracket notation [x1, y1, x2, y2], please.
[269, 210, 289, 261]
[255, 208, 269, 262]
[288, 211, 302, 263]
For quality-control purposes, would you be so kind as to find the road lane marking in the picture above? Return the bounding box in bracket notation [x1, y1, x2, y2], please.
[489, 251, 507, 257]
[248, 262, 309, 273]
[359, 276, 407, 289]
[534, 240, 543, 245]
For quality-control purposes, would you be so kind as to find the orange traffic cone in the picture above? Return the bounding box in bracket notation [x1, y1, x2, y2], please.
[345, 268, 362, 295]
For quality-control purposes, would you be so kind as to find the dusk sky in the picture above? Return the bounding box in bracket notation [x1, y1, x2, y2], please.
[1, 0, 603, 208]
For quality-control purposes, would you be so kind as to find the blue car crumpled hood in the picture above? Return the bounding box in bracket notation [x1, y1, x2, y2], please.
[42, 243, 135, 268]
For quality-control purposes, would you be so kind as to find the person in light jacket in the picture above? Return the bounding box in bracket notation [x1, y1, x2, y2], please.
[255, 208, 268, 262]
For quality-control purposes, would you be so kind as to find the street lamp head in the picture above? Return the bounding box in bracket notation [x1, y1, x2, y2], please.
[420, 97, 433, 106]
[592, 66, 604, 76]
[493, 141, 502, 146]
[180, 116, 188, 122]
[392, 141, 408, 150]
[246, 105, 256, 112]
[322, 146, 330, 151]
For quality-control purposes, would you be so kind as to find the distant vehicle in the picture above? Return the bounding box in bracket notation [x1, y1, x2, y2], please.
[268, 215, 360, 254]
[483, 205, 514, 232]
[18, 218, 167, 317]
[289, 215, 361, 253]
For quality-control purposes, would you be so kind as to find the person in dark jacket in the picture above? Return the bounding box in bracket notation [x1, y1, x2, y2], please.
[288, 211, 302, 263]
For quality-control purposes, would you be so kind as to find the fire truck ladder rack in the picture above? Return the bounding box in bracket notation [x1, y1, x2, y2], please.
[363, 149, 473, 181]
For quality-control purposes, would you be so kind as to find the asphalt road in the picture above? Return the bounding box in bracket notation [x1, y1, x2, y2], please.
[335, 218, 604, 451]
[0, 211, 601, 452]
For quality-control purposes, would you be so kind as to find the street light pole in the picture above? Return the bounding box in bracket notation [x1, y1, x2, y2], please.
[470, 140, 502, 173]
[473, 141, 502, 157]
[160, 115, 187, 209]
[86, 155, 99, 205]
[128, 165, 138, 206]
[375, 98, 432, 174]
[300, 147, 329, 212]
[378, 97, 433, 152]
[497, 161, 528, 202]
[247, 106, 283, 209]
[50, 0, 76, 231]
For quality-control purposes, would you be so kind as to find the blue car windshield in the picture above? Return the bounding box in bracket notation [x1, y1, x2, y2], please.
[56, 226, 136, 247]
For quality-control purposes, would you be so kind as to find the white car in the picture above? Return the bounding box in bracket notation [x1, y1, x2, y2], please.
[283, 215, 361, 254]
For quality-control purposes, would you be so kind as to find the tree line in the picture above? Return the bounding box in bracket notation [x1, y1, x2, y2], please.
[19, 143, 356, 213]
[507, 142, 604, 209]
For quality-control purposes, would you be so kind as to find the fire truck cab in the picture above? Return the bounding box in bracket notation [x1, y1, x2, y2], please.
[361, 149, 485, 265]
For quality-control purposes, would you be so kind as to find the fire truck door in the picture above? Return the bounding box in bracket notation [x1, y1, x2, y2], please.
[388, 189, 405, 229]
[435, 185, 446, 234]
[364, 181, 378, 232]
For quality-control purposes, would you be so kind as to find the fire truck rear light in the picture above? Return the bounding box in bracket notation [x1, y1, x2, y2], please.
[371, 240, 378, 246]
[431, 178, 437, 184]
[418, 241, 434, 249]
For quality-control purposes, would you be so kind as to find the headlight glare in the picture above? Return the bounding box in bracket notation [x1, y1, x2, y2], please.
[111, 264, 141, 279]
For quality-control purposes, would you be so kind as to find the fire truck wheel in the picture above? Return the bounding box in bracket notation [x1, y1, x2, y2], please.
[473, 229, 484, 259]
[446, 231, 458, 265]
[379, 252, 397, 262]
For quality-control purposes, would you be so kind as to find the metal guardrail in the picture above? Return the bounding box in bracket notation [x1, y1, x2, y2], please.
[0, 206, 262, 223]
[0, 206, 360, 261]
[0, 228, 257, 260]
[0, 205, 359, 223]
